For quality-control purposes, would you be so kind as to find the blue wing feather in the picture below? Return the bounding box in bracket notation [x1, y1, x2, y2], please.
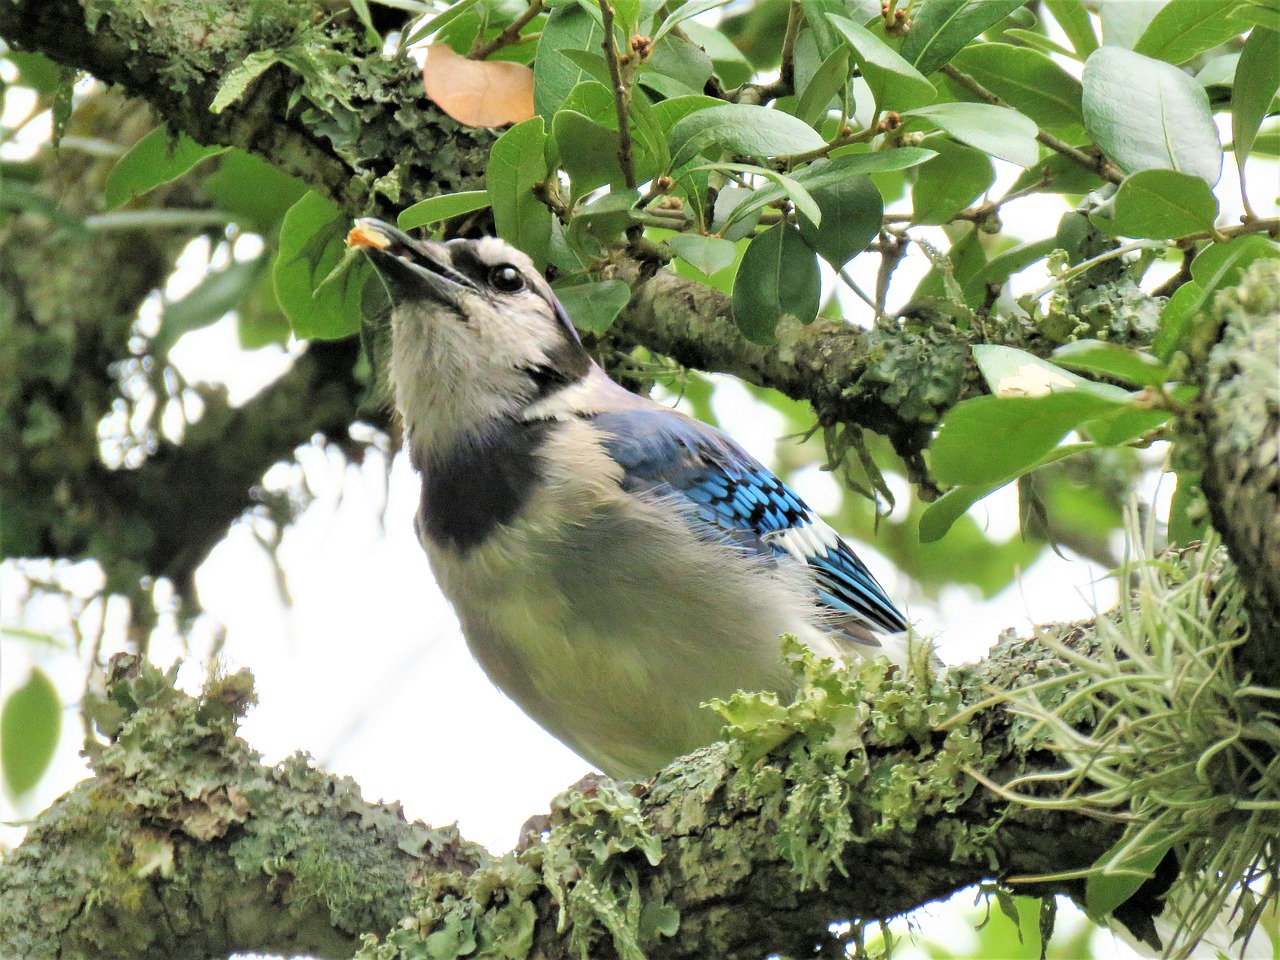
[590, 409, 907, 636]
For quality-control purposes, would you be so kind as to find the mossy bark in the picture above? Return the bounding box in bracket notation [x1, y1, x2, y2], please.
[0, 632, 1123, 960]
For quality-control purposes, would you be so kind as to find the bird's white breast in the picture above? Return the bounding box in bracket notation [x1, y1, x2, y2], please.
[421, 419, 843, 778]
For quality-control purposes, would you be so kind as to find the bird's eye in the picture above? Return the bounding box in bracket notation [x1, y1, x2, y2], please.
[489, 264, 525, 293]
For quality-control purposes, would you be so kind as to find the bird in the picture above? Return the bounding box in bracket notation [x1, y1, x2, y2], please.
[347, 218, 910, 780]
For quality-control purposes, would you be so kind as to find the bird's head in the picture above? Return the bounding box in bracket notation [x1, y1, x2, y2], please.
[347, 219, 592, 449]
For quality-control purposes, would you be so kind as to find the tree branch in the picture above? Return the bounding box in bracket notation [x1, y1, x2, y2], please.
[1192, 260, 1280, 686]
[0, 0, 494, 212]
[611, 258, 991, 462]
[0, 623, 1150, 960]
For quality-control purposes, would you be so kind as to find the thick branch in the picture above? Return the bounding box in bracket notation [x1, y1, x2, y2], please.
[612, 260, 989, 460]
[1194, 260, 1280, 685]
[0, 625, 1148, 960]
[0, 0, 493, 211]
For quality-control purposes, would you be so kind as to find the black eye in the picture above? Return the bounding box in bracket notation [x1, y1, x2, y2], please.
[489, 264, 525, 293]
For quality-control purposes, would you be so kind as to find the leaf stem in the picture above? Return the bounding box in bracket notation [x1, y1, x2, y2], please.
[1028, 216, 1280, 300]
[837, 268, 880, 315]
[468, 0, 544, 60]
[938, 63, 1125, 185]
[598, 0, 637, 190]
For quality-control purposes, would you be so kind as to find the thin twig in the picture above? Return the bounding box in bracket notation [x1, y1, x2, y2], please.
[468, 0, 545, 61]
[939, 64, 1124, 185]
[1183, 215, 1278, 243]
[837, 268, 880, 314]
[875, 229, 909, 317]
[750, 1, 804, 102]
[598, 0, 637, 189]
[1027, 216, 1280, 300]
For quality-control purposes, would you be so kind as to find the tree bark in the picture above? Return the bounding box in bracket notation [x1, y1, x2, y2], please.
[0, 625, 1137, 960]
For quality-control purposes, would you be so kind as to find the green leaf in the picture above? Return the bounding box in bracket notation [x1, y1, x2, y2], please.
[210, 49, 282, 114]
[669, 103, 827, 166]
[1155, 234, 1280, 357]
[551, 278, 632, 333]
[1095, 169, 1220, 240]
[715, 150, 927, 245]
[1241, 0, 1280, 30]
[652, 0, 735, 41]
[796, 46, 850, 128]
[1232, 26, 1280, 169]
[1195, 52, 1242, 89]
[639, 901, 681, 939]
[1, 667, 61, 800]
[799, 0, 852, 59]
[401, 0, 483, 47]
[558, 49, 614, 88]
[903, 102, 1040, 167]
[931, 392, 1116, 485]
[1043, 0, 1099, 57]
[650, 94, 724, 133]
[104, 127, 227, 210]
[644, 34, 714, 94]
[560, 79, 619, 124]
[398, 191, 491, 231]
[1134, 0, 1257, 64]
[910, 138, 994, 225]
[948, 43, 1084, 134]
[973, 343, 1130, 401]
[489, 117, 552, 268]
[1078, 403, 1170, 447]
[732, 222, 820, 344]
[962, 237, 1058, 307]
[157, 258, 265, 355]
[1082, 47, 1223, 186]
[613, 0, 642, 34]
[1099, 1, 1164, 50]
[1086, 829, 1174, 921]
[919, 481, 1004, 542]
[822, 145, 940, 172]
[237, 270, 291, 349]
[900, 0, 1028, 76]
[1051, 340, 1169, 387]
[1008, 152, 1106, 195]
[554, 110, 626, 199]
[668, 234, 738, 275]
[0, 179, 89, 237]
[272, 191, 365, 340]
[669, 233, 748, 292]
[5, 51, 64, 94]
[681, 21, 754, 88]
[827, 15, 937, 111]
[568, 189, 641, 246]
[203, 150, 308, 234]
[1000, 28, 1077, 60]
[1153, 280, 1203, 360]
[797, 173, 882, 268]
[534, 4, 605, 119]
[705, 161, 822, 229]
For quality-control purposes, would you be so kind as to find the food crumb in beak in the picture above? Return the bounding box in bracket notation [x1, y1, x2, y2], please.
[347, 224, 391, 250]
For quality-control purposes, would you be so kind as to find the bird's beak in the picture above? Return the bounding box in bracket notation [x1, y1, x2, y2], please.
[346, 218, 475, 308]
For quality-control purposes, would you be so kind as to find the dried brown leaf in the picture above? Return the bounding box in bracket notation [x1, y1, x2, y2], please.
[422, 44, 535, 128]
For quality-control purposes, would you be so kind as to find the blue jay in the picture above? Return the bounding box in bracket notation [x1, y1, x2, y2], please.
[348, 219, 909, 780]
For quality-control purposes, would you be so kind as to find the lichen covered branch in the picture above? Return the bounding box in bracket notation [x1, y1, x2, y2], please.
[0, 625, 1147, 960]
[1193, 260, 1280, 686]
